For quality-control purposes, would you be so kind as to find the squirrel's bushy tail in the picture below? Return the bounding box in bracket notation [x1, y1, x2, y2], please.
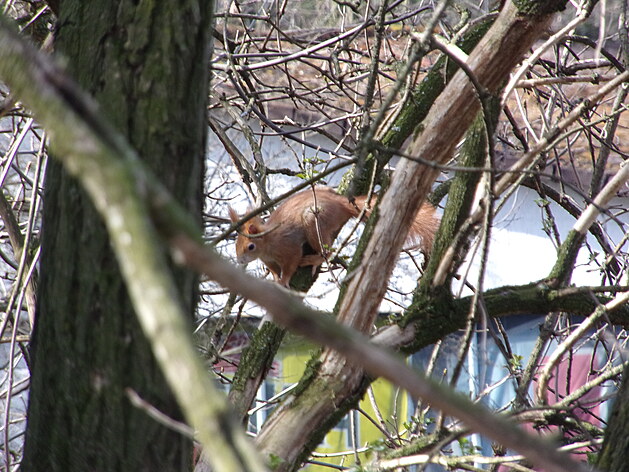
[347, 194, 440, 256]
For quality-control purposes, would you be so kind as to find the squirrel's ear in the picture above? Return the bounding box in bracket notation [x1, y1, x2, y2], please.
[245, 221, 261, 235]
[228, 207, 240, 223]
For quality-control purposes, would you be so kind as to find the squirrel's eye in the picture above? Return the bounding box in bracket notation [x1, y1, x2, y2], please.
[247, 243, 256, 252]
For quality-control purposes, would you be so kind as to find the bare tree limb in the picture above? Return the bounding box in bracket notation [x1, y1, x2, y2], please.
[168, 234, 594, 472]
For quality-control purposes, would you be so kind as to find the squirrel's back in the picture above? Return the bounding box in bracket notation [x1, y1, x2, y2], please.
[230, 186, 439, 285]
[268, 187, 359, 250]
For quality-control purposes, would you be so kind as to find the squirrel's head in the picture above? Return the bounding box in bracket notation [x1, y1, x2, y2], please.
[229, 207, 264, 264]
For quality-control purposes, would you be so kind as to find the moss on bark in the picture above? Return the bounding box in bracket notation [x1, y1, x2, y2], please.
[512, 0, 569, 16]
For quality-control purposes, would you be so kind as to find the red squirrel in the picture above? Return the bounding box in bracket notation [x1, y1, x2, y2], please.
[229, 186, 439, 286]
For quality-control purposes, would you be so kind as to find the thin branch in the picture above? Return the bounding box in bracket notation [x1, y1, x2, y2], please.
[501, 1, 596, 105]
[536, 290, 629, 404]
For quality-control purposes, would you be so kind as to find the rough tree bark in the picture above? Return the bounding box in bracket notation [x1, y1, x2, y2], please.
[598, 371, 629, 471]
[22, 1, 211, 470]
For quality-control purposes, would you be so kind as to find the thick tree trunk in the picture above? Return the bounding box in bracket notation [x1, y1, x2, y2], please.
[598, 366, 629, 471]
[22, 1, 211, 470]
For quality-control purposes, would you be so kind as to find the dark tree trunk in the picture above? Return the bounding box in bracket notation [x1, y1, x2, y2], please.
[22, 1, 211, 470]
[598, 368, 629, 471]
